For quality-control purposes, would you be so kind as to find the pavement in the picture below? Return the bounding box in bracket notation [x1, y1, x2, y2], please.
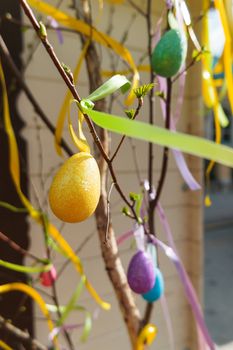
[205, 190, 233, 229]
[204, 189, 233, 348]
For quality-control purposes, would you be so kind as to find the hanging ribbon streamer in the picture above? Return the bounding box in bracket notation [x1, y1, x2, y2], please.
[202, 0, 228, 205]
[55, 39, 91, 156]
[160, 295, 175, 350]
[0, 340, 13, 350]
[47, 16, 63, 44]
[157, 76, 201, 191]
[149, 236, 215, 350]
[68, 101, 91, 154]
[214, 0, 233, 113]
[224, 0, 233, 39]
[154, 196, 215, 349]
[0, 61, 40, 221]
[205, 104, 221, 207]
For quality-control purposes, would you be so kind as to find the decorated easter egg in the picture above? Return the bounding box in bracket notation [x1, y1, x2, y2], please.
[142, 268, 164, 302]
[151, 29, 187, 78]
[127, 250, 155, 294]
[49, 152, 100, 223]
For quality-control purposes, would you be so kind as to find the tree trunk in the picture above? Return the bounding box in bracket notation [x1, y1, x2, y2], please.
[75, 2, 141, 347]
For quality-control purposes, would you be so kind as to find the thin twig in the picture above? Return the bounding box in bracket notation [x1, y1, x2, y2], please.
[110, 97, 143, 162]
[0, 231, 42, 263]
[56, 229, 96, 278]
[151, 78, 172, 211]
[126, 0, 146, 17]
[105, 182, 116, 243]
[172, 50, 202, 83]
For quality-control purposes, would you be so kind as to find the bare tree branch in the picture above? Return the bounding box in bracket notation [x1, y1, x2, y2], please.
[0, 315, 47, 350]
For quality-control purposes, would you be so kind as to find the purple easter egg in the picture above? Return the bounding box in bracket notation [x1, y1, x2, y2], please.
[127, 250, 155, 294]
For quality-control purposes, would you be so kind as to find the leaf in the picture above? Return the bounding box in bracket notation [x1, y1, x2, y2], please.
[86, 75, 131, 102]
[125, 109, 135, 119]
[81, 107, 233, 168]
[129, 192, 143, 218]
[134, 83, 155, 98]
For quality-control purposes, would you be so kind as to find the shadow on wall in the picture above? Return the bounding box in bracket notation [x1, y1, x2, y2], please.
[0, 1, 33, 346]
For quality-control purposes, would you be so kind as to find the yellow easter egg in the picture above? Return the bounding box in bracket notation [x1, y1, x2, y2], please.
[49, 152, 100, 223]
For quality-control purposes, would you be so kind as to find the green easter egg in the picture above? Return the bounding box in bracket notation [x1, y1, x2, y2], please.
[151, 29, 187, 78]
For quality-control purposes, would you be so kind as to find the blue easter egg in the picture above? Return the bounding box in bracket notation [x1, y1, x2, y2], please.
[142, 268, 164, 302]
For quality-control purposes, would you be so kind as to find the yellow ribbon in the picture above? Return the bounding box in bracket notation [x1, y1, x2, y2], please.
[0, 340, 13, 350]
[224, 0, 233, 39]
[27, 0, 139, 105]
[0, 283, 58, 348]
[102, 65, 150, 77]
[214, 0, 233, 114]
[202, 0, 226, 205]
[55, 39, 91, 156]
[68, 104, 91, 154]
[205, 104, 222, 206]
[107, 0, 125, 3]
[0, 62, 40, 221]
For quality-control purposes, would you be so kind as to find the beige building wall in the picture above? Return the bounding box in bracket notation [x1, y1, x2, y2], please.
[18, 0, 203, 349]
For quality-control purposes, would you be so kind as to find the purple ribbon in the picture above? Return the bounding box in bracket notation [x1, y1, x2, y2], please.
[47, 16, 64, 44]
[160, 295, 175, 350]
[157, 76, 201, 191]
[155, 200, 215, 350]
[150, 235, 215, 350]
